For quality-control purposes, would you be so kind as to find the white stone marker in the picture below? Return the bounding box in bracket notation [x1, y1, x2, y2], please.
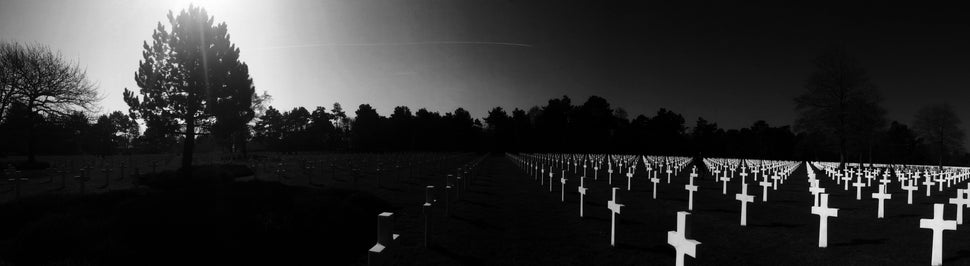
[923, 175, 935, 197]
[368, 212, 400, 266]
[842, 175, 852, 190]
[666, 168, 673, 183]
[608, 167, 614, 185]
[578, 176, 587, 217]
[948, 189, 969, 225]
[560, 171, 567, 202]
[771, 174, 781, 190]
[667, 211, 701, 266]
[852, 176, 866, 200]
[549, 170, 556, 192]
[650, 174, 661, 199]
[739, 170, 748, 184]
[758, 178, 772, 202]
[736, 183, 754, 226]
[871, 184, 892, 218]
[920, 203, 957, 266]
[540, 168, 545, 185]
[720, 174, 730, 195]
[811, 193, 838, 248]
[809, 181, 825, 207]
[685, 172, 698, 211]
[626, 171, 634, 191]
[593, 166, 599, 180]
[607, 187, 623, 247]
[902, 179, 918, 205]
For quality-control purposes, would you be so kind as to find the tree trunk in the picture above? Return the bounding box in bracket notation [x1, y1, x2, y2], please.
[26, 103, 36, 164]
[182, 117, 196, 178]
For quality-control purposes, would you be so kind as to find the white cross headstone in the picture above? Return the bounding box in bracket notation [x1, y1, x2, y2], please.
[852, 176, 866, 200]
[367, 212, 400, 265]
[559, 171, 568, 201]
[685, 173, 698, 211]
[736, 183, 754, 226]
[948, 189, 969, 225]
[771, 174, 780, 190]
[758, 179, 772, 202]
[540, 168, 545, 184]
[902, 179, 918, 205]
[549, 170, 556, 192]
[626, 171, 634, 191]
[923, 175, 935, 197]
[719, 176, 731, 195]
[578, 176, 587, 217]
[650, 175, 661, 199]
[607, 187, 623, 247]
[871, 184, 892, 218]
[608, 167, 614, 185]
[811, 193, 838, 248]
[920, 203, 957, 266]
[809, 181, 825, 206]
[667, 211, 701, 266]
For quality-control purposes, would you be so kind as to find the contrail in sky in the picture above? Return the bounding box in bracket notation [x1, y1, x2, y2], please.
[254, 41, 534, 51]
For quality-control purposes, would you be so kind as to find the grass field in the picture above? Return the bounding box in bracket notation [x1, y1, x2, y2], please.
[0, 153, 968, 265]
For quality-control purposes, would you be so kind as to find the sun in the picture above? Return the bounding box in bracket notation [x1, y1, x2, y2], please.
[166, 0, 236, 15]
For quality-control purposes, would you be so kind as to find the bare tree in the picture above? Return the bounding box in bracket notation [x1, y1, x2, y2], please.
[0, 42, 22, 123]
[0, 41, 100, 163]
[913, 103, 965, 168]
[794, 46, 885, 167]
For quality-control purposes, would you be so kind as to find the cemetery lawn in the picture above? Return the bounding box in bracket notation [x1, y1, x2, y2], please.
[387, 156, 970, 265]
[0, 178, 391, 266]
[2, 155, 969, 265]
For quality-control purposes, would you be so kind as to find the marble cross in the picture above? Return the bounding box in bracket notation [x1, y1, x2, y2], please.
[872, 184, 892, 218]
[736, 183, 754, 226]
[811, 193, 838, 248]
[920, 204, 957, 266]
[667, 211, 701, 266]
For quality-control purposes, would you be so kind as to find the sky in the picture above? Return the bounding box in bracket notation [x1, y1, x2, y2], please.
[0, 0, 968, 132]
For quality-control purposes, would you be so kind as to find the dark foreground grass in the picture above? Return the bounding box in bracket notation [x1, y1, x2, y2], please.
[0, 179, 392, 265]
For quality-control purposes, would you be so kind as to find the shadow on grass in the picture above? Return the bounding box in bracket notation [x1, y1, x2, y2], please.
[749, 222, 804, 229]
[451, 214, 506, 232]
[429, 245, 483, 266]
[0, 179, 392, 266]
[616, 243, 672, 256]
[944, 250, 970, 264]
[830, 238, 888, 247]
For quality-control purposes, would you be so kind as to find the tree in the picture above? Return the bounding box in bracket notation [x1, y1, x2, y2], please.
[0, 42, 19, 123]
[108, 111, 140, 153]
[0, 42, 99, 163]
[794, 46, 885, 167]
[913, 103, 965, 168]
[253, 106, 284, 150]
[308, 106, 336, 150]
[389, 106, 414, 150]
[351, 104, 383, 151]
[124, 6, 254, 176]
[210, 62, 256, 155]
[692, 117, 720, 156]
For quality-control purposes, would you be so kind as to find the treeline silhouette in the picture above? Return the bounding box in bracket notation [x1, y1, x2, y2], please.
[0, 93, 965, 166]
